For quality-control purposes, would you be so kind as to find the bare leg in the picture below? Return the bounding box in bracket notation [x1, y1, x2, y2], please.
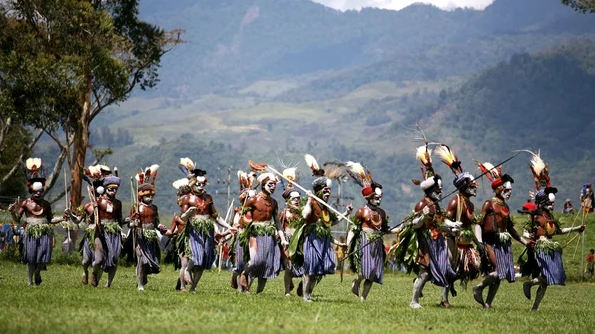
[473, 272, 498, 308]
[302, 274, 314, 302]
[531, 277, 548, 311]
[440, 287, 451, 308]
[91, 238, 104, 287]
[256, 278, 267, 294]
[352, 274, 363, 297]
[360, 279, 373, 301]
[136, 251, 145, 290]
[34, 264, 43, 285]
[27, 263, 35, 286]
[189, 268, 204, 292]
[179, 255, 189, 291]
[484, 279, 500, 308]
[105, 265, 117, 288]
[410, 270, 429, 308]
[81, 249, 90, 285]
[283, 257, 293, 296]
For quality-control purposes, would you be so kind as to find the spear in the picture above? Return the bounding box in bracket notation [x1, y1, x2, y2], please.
[62, 168, 72, 252]
[130, 176, 137, 262]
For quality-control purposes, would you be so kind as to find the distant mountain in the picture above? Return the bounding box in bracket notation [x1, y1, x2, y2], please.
[136, 0, 595, 100]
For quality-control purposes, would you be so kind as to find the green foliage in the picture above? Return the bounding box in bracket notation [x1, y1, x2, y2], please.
[562, 0, 595, 13]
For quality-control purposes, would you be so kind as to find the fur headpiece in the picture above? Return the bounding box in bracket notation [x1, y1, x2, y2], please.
[282, 188, 301, 200]
[257, 172, 278, 186]
[172, 178, 190, 197]
[305, 154, 331, 192]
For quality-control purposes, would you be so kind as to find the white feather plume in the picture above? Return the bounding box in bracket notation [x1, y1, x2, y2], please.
[304, 154, 319, 171]
[26, 158, 42, 170]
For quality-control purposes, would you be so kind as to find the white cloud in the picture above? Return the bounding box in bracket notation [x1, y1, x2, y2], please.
[311, 0, 495, 11]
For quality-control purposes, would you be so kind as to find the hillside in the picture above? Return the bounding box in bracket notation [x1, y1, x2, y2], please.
[135, 0, 595, 99]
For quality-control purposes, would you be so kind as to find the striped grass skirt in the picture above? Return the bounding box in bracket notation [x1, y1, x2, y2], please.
[247, 234, 282, 279]
[303, 231, 336, 276]
[536, 249, 566, 286]
[22, 232, 52, 264]
[187, 228, 215, 270]
[423, 233, 456, 288]
[357, 232, 385, 284]
[137, 233, 161, 275]
[489, 239, 516, 283]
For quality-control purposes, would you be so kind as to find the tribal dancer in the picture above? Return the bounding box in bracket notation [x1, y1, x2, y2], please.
[436, 145, 483, 294]
[278, 167, 304, 297]
[239, 164, 286, 293]
[521, 151, 585, 311]
[473, 160, 529, 308]
[164, 177, 192, 291]
[229, 170, 256, 292]
[70, 167, 124, 287]
[345, 162, 390, 301]
[296, 154, 352, 302]
[9, 158, 67, 286]
[396, 143, 459, 308]
[128, 165, 167, 290]
[177, 158, 234, 292]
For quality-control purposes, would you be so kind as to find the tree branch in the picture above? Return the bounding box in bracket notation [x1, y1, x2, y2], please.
[44, 147, 68, 197]
[0, 128, 44, 186]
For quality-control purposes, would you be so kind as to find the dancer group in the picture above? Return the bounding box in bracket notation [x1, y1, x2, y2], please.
[7, 137, 586, 311]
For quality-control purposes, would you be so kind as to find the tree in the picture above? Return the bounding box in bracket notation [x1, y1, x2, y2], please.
[0, 0, 182, 207]
[562, 0, 595, 13]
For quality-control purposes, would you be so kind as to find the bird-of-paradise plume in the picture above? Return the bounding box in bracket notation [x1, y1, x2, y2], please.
[434, 144, 463, 175]
[476, 161, 501, 182]
[345, 161, 373, 188]
[136, 164, 160, 185]
[515, 149, 550, 190]
[179, 158, 195, 177]
[304, 154, 324, 177]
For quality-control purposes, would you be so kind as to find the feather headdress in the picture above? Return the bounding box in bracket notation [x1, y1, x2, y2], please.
[178, 158, 195, 178]
[435, 144, 475, 188]
[345, 161, 382, 198]
[304, 154, 331, 192]
[516, 149, 556, 203]
[24, 157, 47, 189]
[476, 161, 513, 191]
[136, 164, 160, 185]
[412, 144, 436, 186]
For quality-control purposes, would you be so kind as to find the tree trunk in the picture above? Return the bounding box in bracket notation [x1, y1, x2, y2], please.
[70, 74, 92, 207]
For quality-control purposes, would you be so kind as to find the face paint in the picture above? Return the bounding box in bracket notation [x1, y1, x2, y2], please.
[427, 179, 443, 202]
[320, 187, 331, 202]
[501, 182, 512, 200]
[105, 186, 118, 198]
[141, 195, 154, 205]
[264, 180, 277, 194]
[463, 179, 478, 197]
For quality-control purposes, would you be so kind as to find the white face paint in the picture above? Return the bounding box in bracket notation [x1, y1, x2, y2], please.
[368, 188, 383, 207]
[31, 182, 45, 199]
[193, 176, 207, 194]
[289, 192, 300, 207]
[427, 179, 443, 202]
[546, 193, 556, 210]
[105, 186, 118, 199]
[141, 195, 154, 205]
[320, 187, 332, 202]
[463, 178, 478, 197]
[501, 182, 513, 200]
[264, 180, 277, 194]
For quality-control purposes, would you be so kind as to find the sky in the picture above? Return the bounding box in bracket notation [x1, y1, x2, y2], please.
[311, 0, 495, 11]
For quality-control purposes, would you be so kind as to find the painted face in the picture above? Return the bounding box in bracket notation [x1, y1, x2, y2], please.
[30, 182, 45, 200]
[462, 179, 478, 197]
[368, 188, 382, 207]
[501, 182, 512, 200]
[141, 194, 154, 205]
[320, 187, 331, 202]
[426, 179, 443, 202]
[105, 186, 118, 199]
[544, 193, 555, 211]
[288, 191, 300, 207]
[192, 178, 206, 194]
[264, 180, 277, 194]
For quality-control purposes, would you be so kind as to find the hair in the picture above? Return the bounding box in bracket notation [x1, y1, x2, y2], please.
[591, 248, 595, 253]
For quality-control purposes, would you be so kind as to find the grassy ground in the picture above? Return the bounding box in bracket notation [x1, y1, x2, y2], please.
[1, 258, 594, 334]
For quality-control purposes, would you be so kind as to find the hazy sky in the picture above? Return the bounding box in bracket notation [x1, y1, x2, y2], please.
[311, 0, 495, 11]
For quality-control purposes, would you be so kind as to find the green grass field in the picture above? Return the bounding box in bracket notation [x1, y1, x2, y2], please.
[1, 254, 594, 334]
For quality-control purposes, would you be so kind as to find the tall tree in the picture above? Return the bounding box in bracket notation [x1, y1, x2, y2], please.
[562, 0, 595, 13]
[0, 0, 182, 206]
